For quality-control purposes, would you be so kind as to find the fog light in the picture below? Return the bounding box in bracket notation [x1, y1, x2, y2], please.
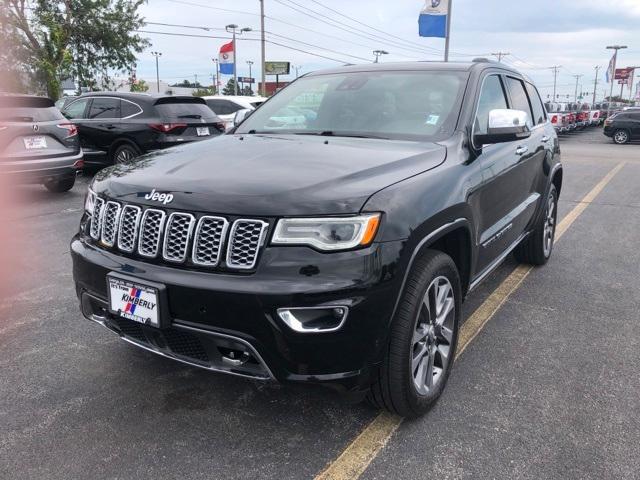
[277, 306, 349, 333]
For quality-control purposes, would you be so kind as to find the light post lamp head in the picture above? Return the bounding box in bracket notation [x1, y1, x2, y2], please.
[226, 24, 238, 31]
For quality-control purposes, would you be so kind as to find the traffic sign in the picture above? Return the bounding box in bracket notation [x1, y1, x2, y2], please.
[238, 77, 255, 83]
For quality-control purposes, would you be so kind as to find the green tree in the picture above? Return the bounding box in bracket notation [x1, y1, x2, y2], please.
[222, 78, 238, 96]
[241, 85, 254, 96]
[192, 87, 214, 97]
[130, 79, 149, 92]
[0, 0, 149, 100]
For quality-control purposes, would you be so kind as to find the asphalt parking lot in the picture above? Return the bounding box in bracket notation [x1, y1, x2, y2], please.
[1, 128, 639, 479]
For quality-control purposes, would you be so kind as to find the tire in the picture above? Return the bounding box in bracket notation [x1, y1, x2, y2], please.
[44, 175, 76, 193]
[111, 142, 140, 164]
[514, 184, 558, 265]
[612, 129, 630, 145]
[368, 250, 461, 418]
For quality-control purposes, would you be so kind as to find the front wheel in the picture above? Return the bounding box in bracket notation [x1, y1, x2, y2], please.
[514, 184, 558, 265]
[368, 250, 461, 418]
[44, 175, 76, 193]
[612, 129, 630, 145]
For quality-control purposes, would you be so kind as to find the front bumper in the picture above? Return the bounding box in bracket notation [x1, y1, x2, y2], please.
[71, 234, 405, 393]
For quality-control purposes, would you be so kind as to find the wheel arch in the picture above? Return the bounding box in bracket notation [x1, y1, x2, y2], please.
[108, 137, 142, 160]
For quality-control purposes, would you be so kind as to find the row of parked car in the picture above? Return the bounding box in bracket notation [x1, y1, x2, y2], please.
[0, 92, 266, 192]
[545, 101, 640, 144]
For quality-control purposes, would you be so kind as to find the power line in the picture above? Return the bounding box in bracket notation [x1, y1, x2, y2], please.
[135, 30, 359, 64]
[272, 0, 443, 57]
[166, 0, 259, 17]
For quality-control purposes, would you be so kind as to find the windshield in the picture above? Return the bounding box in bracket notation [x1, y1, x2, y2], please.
[236, 70, 468, 141]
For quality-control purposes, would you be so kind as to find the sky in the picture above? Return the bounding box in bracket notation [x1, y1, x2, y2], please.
[135, 0, 640, 100]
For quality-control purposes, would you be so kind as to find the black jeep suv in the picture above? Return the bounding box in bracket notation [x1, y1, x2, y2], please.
[603, 110, 640, 144]
[61, 92, 225, 165]
[71, 60, 562, 417]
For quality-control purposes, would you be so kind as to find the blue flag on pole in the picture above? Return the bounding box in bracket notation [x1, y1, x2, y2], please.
[419, 0, 449, 38]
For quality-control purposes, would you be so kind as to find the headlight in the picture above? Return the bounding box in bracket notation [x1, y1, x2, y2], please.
[272, 213, 381, 251]
[84, 188, 96, 215]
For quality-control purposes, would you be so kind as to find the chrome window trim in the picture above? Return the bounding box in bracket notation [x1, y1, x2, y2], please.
[471, 73, 510, 150]
[192, 215, 230, 267]
[137, 208, 166, 258]
[162, 212, 196, 263]
[65, 96, 143, 120]
[226, 219, 269, 270]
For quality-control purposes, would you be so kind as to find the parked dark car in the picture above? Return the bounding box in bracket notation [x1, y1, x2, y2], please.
[71, 60, 562, 417]
[61, 92, 226, 165]
[0, 94, 82, 192]
[604, 111, 640, 144]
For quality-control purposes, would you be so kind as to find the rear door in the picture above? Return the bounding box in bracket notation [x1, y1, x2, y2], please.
[83, 97, 122, 151]
[630, 113, 640, 137]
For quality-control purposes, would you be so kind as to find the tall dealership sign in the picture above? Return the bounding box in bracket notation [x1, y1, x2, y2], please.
[418, 0, 452, 61]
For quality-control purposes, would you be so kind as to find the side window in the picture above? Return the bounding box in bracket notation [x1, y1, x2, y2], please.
[121, 100, 142, 118]
[88, 98, 121, 119]
[206, 100, 238, 115]
[505, 77, 534, 127]
[62, 98, 89, 119]
[474, 75, 508, 137]
[525, 82, 546, 125]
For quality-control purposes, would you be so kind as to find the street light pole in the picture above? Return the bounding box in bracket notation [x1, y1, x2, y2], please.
[151, 51, 162, 93]
[246, 60, 253, 95]
[260, 0, 266, 97]
[592, 66, 600, 106]
[606, 45, 627, 117]
[212, 58, 219, 94]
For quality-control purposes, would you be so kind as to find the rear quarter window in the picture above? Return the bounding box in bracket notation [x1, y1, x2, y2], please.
[155, 102, 218, 120]
[0, 106, 64, 122]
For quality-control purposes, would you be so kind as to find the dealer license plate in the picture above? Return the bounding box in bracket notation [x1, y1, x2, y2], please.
[108, 277, 159, 327]
[24, 136, 47, 149]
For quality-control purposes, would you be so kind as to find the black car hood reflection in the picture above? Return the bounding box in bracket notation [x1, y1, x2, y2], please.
[94, 134, 446, 216]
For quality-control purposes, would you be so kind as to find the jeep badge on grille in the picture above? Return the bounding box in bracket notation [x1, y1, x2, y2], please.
[144, 189, 174, 205]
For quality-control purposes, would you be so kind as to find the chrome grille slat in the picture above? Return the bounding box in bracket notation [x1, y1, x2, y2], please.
[226, 219, 269, 270]
[90, 197, 105, 240]
[137, 209, 166, 258]
[117, 205, 142, 253]
[89, 196, 268, 270]
[162, 212, 195, 262]
[192, 216, 229, 266]
[100, 201, 122, 247]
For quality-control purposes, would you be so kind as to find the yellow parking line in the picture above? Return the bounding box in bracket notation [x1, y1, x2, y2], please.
[314, 161, 626, 480]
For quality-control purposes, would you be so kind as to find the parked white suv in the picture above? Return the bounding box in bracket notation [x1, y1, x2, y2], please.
[203, 95, 267, 130]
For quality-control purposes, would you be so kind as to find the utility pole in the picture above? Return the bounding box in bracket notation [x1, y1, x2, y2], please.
[226, 24, 252, 95]
[151, 51, 162, 93]
[373, 50, 389, 63]
[549, 66, 561, 101]
[444, 0, 453, 62]
[606, 45, 627, 116]
[491, 52, 510, 62]
[573, 74, 583, 102]
[592, 66, 600, 106]
[260, 0, 266, 97]
[246, 60, 253, 95]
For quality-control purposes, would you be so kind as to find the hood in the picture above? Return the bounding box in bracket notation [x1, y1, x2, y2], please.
[93, 134, 446, 216]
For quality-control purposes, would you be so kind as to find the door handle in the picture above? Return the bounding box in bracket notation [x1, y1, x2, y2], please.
[541, 135, 550, 143]
[515, 145, 529, 156]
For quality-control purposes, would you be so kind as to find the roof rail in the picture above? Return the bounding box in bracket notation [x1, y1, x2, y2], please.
[472, 57, 491, 63]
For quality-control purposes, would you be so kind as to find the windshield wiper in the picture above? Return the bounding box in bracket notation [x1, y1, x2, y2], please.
[294, 131, 389, 140]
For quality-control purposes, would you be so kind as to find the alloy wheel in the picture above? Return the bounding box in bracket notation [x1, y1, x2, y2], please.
[614, 131, 628, 144]
[543, 192, 556, 257]
[115, 147, 135, 163]
[411, 276, 455, 395]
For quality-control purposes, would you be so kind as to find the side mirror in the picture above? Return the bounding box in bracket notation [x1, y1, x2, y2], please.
[474, 108, 531, 145]
[233, 108, 252, 127]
